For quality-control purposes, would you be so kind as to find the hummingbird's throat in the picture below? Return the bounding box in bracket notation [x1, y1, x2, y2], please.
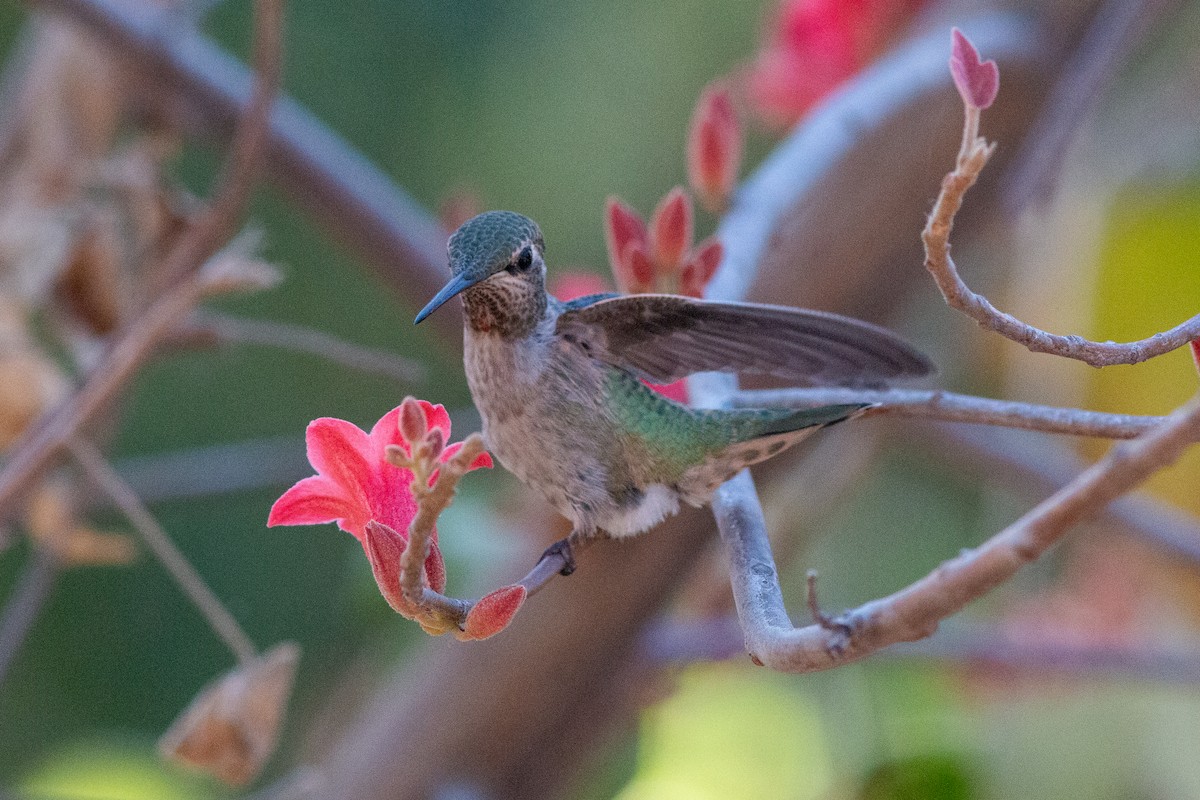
[461, 279, 547, 337]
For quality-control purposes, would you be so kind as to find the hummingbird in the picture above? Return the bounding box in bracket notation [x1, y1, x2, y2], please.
[415, 211, 932, 568]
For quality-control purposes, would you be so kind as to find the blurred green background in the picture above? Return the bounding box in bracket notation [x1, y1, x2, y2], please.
[1, 1, 1200, 799]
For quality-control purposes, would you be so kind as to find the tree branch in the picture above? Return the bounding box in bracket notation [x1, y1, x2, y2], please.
[186, 311, 424, 384]
[733, 385, 1165, 439]
[909, 422, 1200, 566]
[717, 394, 1200, 672]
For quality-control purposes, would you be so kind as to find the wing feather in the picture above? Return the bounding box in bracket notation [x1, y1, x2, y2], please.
[554, 294, 933, 385]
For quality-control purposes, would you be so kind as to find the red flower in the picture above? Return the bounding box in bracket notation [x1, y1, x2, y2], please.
[747, 0, 928, 127]
[687, 81, 743, 213]
[268, 403, 492, 607]
[604, 190, 723, 299]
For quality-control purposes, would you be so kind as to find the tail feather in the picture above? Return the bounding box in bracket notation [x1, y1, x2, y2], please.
[677, 403, 870, 503]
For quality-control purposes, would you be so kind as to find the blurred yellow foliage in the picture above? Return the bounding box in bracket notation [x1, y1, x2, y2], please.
[1089, 183, 1200, 514]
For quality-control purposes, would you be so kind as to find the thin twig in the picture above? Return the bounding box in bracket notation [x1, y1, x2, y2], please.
[733, 386, 1166, 439]
[69, 438, 257, 663]
[188, 311, 424, 383]
[391, 434, 485, 608]
[923, 87, 1200, 367]
[0, 0, 284, 522]
[0, 545, 61, 687]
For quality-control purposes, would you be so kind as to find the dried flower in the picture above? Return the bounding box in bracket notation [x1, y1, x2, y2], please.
[159, 642, 300, 786]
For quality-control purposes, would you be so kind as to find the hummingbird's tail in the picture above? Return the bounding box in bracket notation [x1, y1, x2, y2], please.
[676, 403, 870, 504]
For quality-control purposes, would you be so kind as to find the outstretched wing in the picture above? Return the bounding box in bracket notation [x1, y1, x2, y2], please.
[554, 294, 933, 385]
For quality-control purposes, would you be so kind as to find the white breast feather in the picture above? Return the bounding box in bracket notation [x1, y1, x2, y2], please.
[602, 484, 680, 539]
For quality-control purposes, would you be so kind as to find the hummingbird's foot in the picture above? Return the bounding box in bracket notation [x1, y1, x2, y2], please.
[540, 537, 577, 576]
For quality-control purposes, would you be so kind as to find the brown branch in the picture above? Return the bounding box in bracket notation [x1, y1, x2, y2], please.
[732, 386, 1166, 439]
[317, 16, 1063, 800]
[716, 394, 1200, 672]
[0, 0, 284, 521]
[69, 438, 257, 663]
[923, 89, 1200, 367]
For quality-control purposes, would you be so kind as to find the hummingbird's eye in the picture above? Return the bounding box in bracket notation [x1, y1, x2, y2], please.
[514, 247, 534, 271]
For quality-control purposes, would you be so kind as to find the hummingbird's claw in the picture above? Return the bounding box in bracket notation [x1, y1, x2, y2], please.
[540, 537, 577, 576]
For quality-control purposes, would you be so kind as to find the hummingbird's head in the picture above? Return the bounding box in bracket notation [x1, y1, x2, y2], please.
[414, 211, 546, 325]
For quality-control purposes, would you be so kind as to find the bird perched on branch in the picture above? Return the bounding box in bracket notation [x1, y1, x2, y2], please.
[416, 211, 932, 569]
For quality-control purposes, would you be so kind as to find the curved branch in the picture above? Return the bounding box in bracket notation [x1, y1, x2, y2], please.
[924, 84, 1200, 367]
[718, 395, 1200, 672]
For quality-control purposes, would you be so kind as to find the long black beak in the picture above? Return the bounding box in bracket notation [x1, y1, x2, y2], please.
[414, 272, 478, 324]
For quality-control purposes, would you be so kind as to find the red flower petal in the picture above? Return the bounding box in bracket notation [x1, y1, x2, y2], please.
[649, 187, 693, 272]
[680, 238, 724, 298]
[422, 401, 452, 440]
[1191, 340, 1200, 375]
[688, 82, 742, 213]
[305, 418, 372, 500]
[460, 585, 527, 640]
[949, 28, 999, 110]
[440, 441, 494, 471]
[267, 476, 358, 529]
[620, 242, 655, 294]
[605, 197, 648, 284]
[363, 520, 415, 617]
[424, 541, 447, 594]
[367, 405, 407, 456]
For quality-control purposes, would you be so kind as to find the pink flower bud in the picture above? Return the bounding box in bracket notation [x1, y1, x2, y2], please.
[421, 427, 446, 462]
[605, 197, 648, 283]
[363, 520, 411, 616]
[949, 29, 999, 110]
[398, 397, 427, 446]
[459, 584, 527, 640]
[1191, 340, 1200, 376]
[688, 82, 742, 213]
[649, 187, 694, 273]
